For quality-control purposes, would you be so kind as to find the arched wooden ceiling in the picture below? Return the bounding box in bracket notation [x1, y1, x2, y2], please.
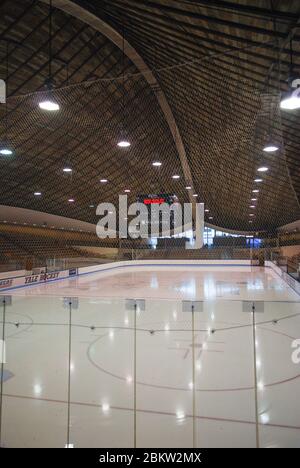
[1, 0, 300, 232]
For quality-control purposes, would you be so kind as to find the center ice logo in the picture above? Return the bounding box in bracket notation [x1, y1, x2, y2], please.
[291, 339, 300, 365]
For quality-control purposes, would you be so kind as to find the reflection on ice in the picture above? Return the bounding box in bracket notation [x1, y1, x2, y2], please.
[0, 266, 299, 448]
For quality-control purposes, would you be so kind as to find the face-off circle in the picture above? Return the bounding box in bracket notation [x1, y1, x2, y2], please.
[87, 319, 300, 392]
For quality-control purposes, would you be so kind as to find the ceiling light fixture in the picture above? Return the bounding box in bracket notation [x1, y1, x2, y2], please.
[117, 26, 131, 148]
[254, 178, 263, 183]
[0, 147, 13, 156]
[172, 175, 180, 180]
[263, 48, 280, 153]
[263, 143, 279, 153]
[280, 90, 300, 110]
[280, 40, 300, 111]
[1, 42, 14, 156]
[117, 140, 130, 148]
[257, 166, 269, 172]
[63, 167, 72, 173]
[39, 99, 60, 111]
[38, 1, 60, 112]
[152, 161, 162, 167]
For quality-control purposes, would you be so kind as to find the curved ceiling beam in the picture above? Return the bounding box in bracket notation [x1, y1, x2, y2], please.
[38, 0, 196, 206]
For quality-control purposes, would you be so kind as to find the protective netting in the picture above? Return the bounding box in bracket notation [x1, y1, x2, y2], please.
[0, 0, 300, 270]
[0, 64, 300, 268]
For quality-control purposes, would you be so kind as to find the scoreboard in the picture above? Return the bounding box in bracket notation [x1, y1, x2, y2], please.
[137, 194, 178, 234]
[137, 194, 177, 206]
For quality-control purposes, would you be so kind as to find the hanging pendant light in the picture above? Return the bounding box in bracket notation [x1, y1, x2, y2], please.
[39, 98, 60, 112]
[0, 147, 13, 156]
[263, 141, 279, 153]
[280, 39, 300, 111]
[280, 83, 300, 110]
[263, 74, 279, 153]
[39, 1, 60, 112]
[257, 165, 269, 173]
[0, 138, 13, 156]
[117, 26, 130, 148]
[117, 139, 130, 148]
[1, 42, 14, 156]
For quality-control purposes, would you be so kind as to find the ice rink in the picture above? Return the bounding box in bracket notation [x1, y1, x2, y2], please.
[0, 265, 300, 448]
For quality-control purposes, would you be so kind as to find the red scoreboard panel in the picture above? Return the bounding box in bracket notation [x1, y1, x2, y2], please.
[137, 194, 177, 205]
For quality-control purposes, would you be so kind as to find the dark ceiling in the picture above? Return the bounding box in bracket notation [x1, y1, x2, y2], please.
[1, 0, 300, 233]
